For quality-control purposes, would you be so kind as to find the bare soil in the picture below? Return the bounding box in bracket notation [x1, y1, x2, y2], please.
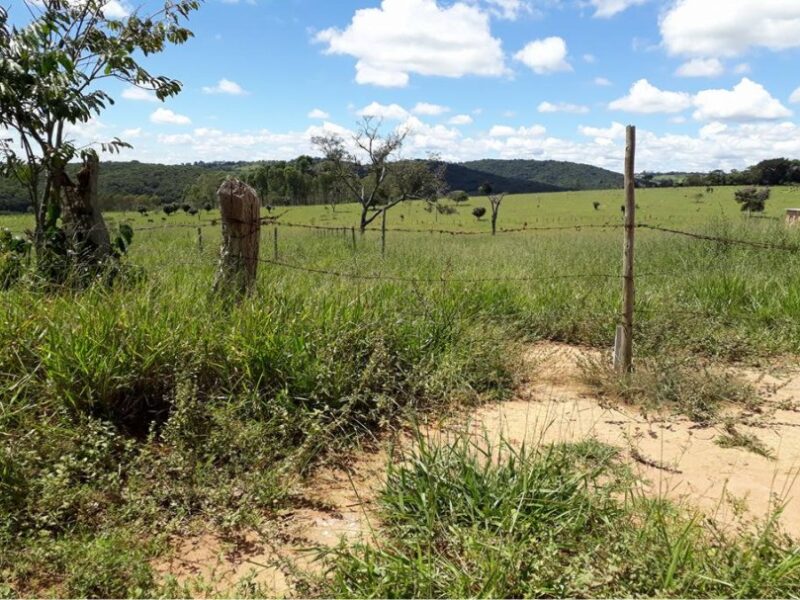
[155, 342, 800, 597]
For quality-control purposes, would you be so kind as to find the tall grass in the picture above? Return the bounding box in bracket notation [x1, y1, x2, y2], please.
[320, 434, 800, 598]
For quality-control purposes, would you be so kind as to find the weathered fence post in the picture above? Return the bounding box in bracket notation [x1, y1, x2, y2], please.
[615, 125, 636, 374]
[273, 226, 278, 261]
[351, 226, 356, 251]
[381, 209, 387, 257]
[197, 227, 203, 252]
[214, 178, 260, 295]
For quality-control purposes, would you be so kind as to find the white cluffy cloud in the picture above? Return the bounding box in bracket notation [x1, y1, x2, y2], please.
[308, 109, 330, 119]
[661, 0, 800, 57]
[790, 87, 800, 104]
[609, 79, 692, 113]
[122, 86, 158, 102]
[692, 78, 791, 121]
[150, 108, 191, 125]
[482, 0, 532, 20]
[538, 101, 589, 114]
[358, 102, 410, 120]
[202, 79, 248, 95]
[610, 78, 791, 121]
[594, 77, 612, 86]
[103, 116, 800, 175]
[315, 0, 507, 87]
[448, 114, 474, 125]
[412, 102, 450, 116]
[514, 37, 572, 74]
[590, 0, 647, 18]
[675, 58, 724, 78]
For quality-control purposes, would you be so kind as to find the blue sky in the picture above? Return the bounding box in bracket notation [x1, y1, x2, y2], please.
[12, 0, 800, 171]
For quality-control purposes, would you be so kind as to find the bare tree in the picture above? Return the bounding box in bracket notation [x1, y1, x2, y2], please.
[312, 118, 444, 232]
[488, 193, 505, 235]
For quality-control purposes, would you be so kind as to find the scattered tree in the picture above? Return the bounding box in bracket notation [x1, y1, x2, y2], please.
[472, 207, 487, 221]
[488, 193, 505, 235]
[312, 118, 445, 232]
[449, 190, 470, 203]
[735, 187, 770, 214]
[478, 183, 493, 196]
[0, 0, 200, 279]
[593, 201, 601, 211]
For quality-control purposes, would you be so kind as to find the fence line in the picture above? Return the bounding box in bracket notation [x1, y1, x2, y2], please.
[8, 219, 798, 251]
[638, 224, 800, 253]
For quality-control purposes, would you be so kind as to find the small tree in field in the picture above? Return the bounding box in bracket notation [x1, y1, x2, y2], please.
[472, 207, 487, 221]
[735, 187, 770, 214]
[449, 190, 469, 203]
[312, 118, 445, 232]
[0, 0, 200, 279]
[488, 193, 505, 235]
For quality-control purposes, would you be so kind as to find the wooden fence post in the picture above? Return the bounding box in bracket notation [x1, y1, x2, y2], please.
[197, 227, 203, 252]
[273, 226, 278, 261]
[381, 209, 387, 257]
[214, 178, 260, 295]
[351, 226, 356, 251]
[615, 125, 636, 374]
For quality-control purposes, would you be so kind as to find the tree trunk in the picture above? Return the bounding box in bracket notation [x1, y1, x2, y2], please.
[61, 153, 112, 261]
[491, 211, 498, 236]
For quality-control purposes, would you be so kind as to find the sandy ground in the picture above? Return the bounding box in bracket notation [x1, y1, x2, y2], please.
[154, 342, 800, 597]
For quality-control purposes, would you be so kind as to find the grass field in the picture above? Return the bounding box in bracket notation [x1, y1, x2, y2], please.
[2, 185, 800, 597]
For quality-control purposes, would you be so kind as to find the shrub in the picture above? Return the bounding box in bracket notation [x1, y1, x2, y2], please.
[734, 187, 770, 213]
[448, 190, 470, 203]
[472, 207, 487, 220]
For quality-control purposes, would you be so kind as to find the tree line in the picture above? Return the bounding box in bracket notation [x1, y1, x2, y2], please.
[640, 158, 800, 188]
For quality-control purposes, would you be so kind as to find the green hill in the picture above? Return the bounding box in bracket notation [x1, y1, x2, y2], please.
[440, 162, 565, 195]
[462, 159, 623, 191]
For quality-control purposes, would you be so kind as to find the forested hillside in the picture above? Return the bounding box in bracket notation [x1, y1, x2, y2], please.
[462, 159, 624, 191]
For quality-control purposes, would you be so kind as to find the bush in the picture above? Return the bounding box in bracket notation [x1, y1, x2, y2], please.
[448, 190, 469, 203]
[734, 187, 770, 213]
[472, 207, 487, 220]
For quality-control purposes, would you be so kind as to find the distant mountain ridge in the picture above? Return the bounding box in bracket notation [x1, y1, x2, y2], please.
[461, 159, 624, 191]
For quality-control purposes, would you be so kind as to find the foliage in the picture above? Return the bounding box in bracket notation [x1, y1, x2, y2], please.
[465, 158, 624, 191]
[0, 0, 200, 248]
[580, 354, 757, 424]
[735, 187, 770, 213]
[472, 206, 487, 220]
[448, 190, 470, 203]
[312, 118, 445, 231]
[0, 227, 31, 288]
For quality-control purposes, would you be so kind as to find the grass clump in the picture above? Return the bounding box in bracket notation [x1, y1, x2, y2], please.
[320, 435, 800, 598]
[716, 423, 776, 460]
[580, 354, 758, 423]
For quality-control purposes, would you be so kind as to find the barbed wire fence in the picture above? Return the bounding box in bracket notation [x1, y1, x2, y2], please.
[4, 124, 800, 371]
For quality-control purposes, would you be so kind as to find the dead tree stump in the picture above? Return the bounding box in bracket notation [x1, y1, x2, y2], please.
[61, 152, 112, 261]
[214, 178, 261, 295]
